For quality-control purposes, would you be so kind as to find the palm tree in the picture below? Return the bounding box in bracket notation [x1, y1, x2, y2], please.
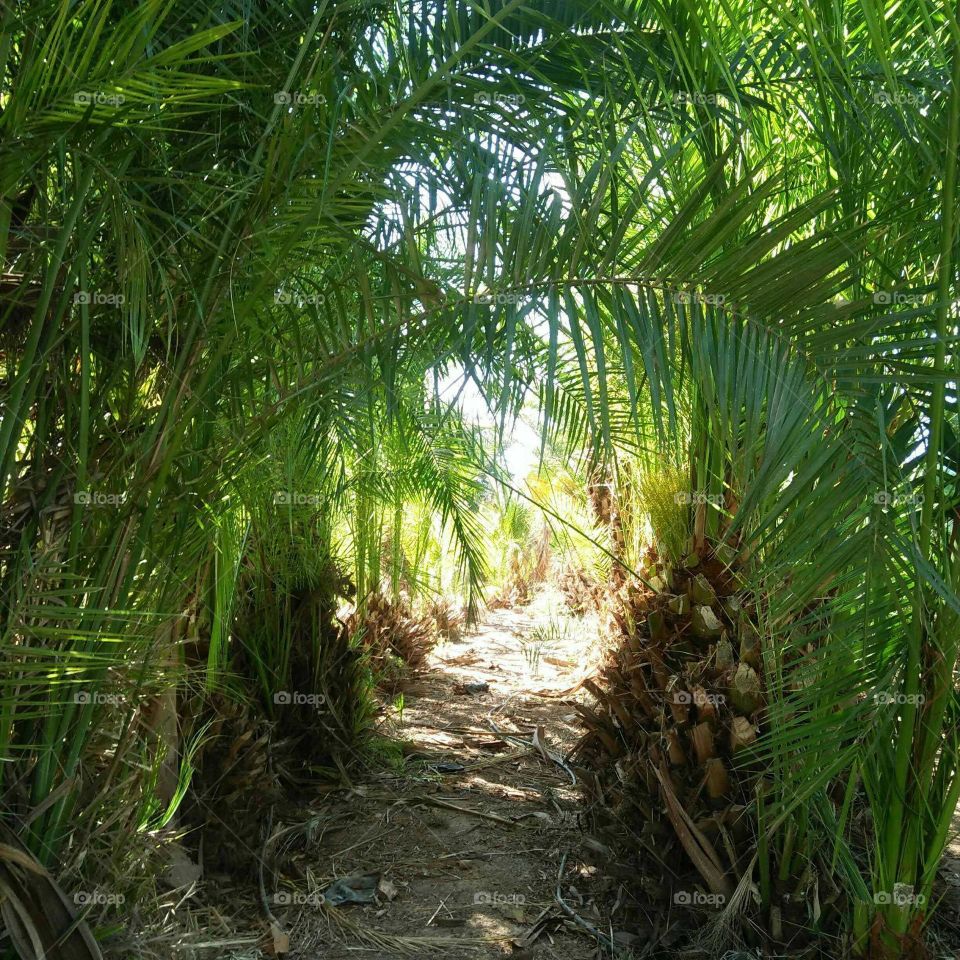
[0, 1, 957, 957]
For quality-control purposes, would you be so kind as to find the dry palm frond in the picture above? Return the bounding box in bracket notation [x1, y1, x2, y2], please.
[554, 564, 604, 615]
[0, 822, 103, 960]
[354, 593, 437, 672]
[695, 853, 758, 957]
[319, 900, 502, 954]
[425, 597, 466, 642]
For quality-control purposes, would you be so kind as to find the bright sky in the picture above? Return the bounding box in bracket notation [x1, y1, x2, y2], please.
[434, 367, 539, 480]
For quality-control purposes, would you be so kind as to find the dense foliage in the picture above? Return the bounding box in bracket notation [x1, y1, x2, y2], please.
[1, 1, 958, 957]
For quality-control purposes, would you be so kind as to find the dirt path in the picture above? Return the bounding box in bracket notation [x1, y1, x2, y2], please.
[184, 599, 960, 959]
[296, 601, 610, 959]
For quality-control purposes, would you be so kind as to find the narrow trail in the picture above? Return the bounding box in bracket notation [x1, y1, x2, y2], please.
[309, 602, 608, 960]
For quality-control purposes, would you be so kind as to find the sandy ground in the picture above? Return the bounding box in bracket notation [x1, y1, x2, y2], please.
[277, 595, 612, 959]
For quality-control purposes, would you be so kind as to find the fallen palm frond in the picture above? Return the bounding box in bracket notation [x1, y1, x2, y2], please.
[459, 748, 529, 771]
[485, 708, 578, 786]
[695, 853, 758, 958]
[318, 900, 505, 954]
[526, 675, 598, 698]
[554, 850, 632, 958]
[0, 822, 102, 960]
[414, 795, 521, 827]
